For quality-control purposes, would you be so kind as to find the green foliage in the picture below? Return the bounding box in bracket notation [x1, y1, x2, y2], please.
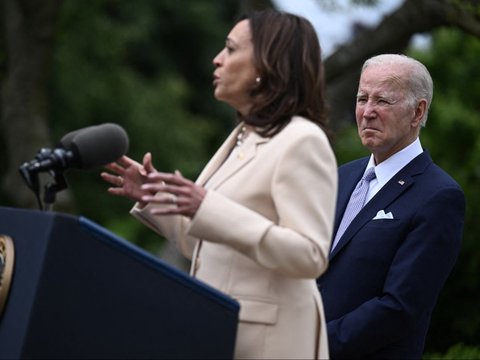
[424, 343, 480, 359]
[50, 0, 239, 250]
[411, 28, 480, 352]
[6, 1, 478, 353]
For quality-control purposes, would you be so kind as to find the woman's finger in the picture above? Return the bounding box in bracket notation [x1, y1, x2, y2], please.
[118, 155, 139, 167]
[101, 172, 119, 184]
[105, 162, 125, 175]
[146, 172, 192, 187]
[141, 192, 177, 204]
[141, 152, 155, 175]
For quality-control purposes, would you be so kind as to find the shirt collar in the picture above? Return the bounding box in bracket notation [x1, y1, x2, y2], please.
[366, 138, 423, 187]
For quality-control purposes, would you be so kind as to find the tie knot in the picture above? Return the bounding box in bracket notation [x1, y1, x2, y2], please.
[363, 167, 376, 182]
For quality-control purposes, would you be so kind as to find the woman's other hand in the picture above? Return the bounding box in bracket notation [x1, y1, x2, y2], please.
[141, 170, 206, 218]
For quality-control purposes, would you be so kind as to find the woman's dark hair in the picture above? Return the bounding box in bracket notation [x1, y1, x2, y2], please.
[240, 9, 330, 138]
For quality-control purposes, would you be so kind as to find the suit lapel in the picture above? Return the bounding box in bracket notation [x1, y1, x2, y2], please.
[196, 124, 269, 189]
[195, 124, 240, 187]
[330, 151, 432, 260]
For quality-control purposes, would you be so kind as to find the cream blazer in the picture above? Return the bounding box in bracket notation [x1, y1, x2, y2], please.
[131, 116, 337, 359]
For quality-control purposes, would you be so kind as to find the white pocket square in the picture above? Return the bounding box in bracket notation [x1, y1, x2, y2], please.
[373, 210, 394, 220]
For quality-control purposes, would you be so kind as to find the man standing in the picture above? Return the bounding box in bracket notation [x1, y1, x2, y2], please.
[318, 54, 465, 359]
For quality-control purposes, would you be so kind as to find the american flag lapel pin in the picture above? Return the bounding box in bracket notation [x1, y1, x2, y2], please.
[398, 180, 405, 185]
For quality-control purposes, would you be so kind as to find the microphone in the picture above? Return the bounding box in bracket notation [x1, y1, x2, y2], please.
[57, 126, 91, 148]
[61, 123, 129, 169]
[19, 123, 129, 210]
[20, 123, 129, 174]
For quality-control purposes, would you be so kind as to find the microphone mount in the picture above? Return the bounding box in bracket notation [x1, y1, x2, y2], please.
[19, 148, 71, 211]
[18, 123, 129, 211]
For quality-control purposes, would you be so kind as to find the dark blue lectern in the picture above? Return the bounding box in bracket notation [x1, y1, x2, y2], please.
[0, 206, 239, 359]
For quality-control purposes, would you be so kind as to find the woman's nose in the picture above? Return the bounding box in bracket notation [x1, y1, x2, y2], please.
[213, 51, 223, 67]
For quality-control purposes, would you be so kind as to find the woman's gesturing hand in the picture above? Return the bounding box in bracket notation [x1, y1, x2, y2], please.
[140, 170, 206, 218]
[101, 152, 157, 207]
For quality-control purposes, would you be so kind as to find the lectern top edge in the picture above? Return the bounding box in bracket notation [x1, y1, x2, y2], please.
[79, 216, 240, 312]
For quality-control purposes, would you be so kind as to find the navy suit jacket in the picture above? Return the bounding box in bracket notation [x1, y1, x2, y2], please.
[318, 151, 465, 359]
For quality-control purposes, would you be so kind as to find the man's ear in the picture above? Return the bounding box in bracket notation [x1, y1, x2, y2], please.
[412, 99, 427, 128]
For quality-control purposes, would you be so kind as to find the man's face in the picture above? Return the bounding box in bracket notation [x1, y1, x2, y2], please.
[355, 64, 424, 164]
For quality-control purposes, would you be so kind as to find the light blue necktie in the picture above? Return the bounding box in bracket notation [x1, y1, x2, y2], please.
[331, 167, 376, 252]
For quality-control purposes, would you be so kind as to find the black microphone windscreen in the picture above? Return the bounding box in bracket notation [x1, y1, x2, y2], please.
[58, 125, 95, 149]
[69, 123, 129, 168]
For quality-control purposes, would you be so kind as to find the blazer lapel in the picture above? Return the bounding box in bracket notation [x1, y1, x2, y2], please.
[196, 124, 269, 189]
[195, 124, 240, 186]
[330, 151, 432, 259]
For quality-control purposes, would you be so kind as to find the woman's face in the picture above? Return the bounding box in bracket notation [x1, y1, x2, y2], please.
[212, 19, 258, 115]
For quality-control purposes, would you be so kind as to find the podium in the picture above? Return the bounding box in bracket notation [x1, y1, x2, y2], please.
[0, 206, 239, 359]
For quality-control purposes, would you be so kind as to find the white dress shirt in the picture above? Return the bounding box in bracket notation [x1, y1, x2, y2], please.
[364, 138, 423, 204]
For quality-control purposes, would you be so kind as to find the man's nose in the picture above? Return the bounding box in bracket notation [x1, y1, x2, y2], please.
[362, 101, 377, 118]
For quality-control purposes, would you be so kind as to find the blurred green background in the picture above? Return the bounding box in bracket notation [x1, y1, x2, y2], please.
[1, 0, 479, 357]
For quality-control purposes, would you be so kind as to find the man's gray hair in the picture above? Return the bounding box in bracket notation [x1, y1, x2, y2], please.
[362, 54, 433, 127]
